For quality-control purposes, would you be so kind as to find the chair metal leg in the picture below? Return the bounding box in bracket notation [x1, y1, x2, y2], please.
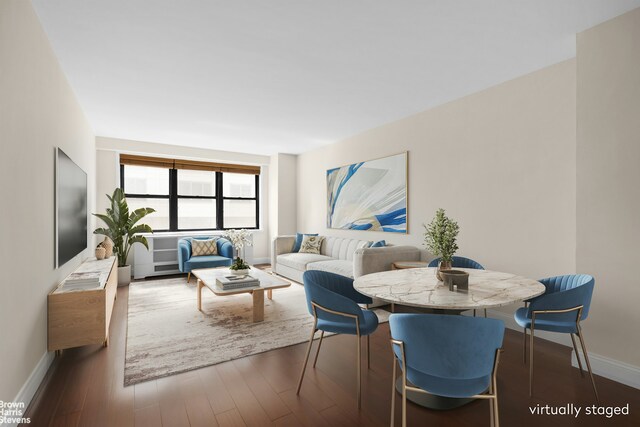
[484, 309, 488, 318]
[296, 325, 317, 395]
[312, 330, 324, 368]
[523, 327, 527, 364]
[570, 333, 585, 377]
[390, 359, 397, 427]
[576, 329, 599, 402]
[401, 370, 407, 427]
[473, 309, 477, 317]
[356, 333, 362, 409]
[489, 377, 495, 427]
[529, 325, 535, 396]
[493, 370, 500, 427]
[187, 272, 191, 283]
[367, 335, 371, 369]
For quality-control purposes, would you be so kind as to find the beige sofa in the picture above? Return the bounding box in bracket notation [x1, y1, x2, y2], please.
[271, 235, 421, 285]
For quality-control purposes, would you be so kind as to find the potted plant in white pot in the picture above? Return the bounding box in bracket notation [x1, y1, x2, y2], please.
[423, 208, 460, 281]
[224, 229, 253, 275]
[93, 188, 155, 286]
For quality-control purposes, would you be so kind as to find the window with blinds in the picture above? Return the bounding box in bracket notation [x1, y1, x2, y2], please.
[120, 154, 260, 231]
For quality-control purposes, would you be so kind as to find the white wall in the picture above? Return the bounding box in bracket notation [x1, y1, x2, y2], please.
[95, 137, 272, 260]
[0, 0, 95, 403]
[298, 59, 577, 291]
[576, 7, 640, 367]
[268, 153, 298, 240]
[96, 149, 119, 214]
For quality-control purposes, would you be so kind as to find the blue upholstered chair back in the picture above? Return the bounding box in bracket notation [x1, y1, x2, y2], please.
[428, 256, 485, 270]
[526, 274, 595, 322]
[179, 237, 233, 257]
[302, 270, 372, 325]
[390, 314, 504, 380]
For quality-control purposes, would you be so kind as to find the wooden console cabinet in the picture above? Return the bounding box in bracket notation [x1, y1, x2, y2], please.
[48, 257, 118, 351]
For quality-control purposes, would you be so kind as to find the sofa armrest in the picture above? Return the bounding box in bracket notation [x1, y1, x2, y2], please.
[272, 235, 296, 273]
[353, 245, 421, 277]
[217, 238, 234, 259]
[178, 238, 192, 272]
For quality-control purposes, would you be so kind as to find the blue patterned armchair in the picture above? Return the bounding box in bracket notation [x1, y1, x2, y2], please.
[178, 237, 234, 282]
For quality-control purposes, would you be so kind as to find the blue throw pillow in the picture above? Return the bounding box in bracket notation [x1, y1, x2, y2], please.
[371, 240, 386, 247]
[292, 233, 319, 252]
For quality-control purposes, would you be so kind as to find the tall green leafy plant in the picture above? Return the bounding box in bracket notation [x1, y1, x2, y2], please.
[93, 188, 155, 267]
[423, 208, 459, 262]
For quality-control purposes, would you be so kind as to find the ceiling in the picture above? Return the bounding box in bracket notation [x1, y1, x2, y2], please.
[32, 0, 640, 155]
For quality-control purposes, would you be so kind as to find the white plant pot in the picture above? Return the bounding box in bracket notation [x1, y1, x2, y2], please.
[118, 265, 132, 287]
[230, 269, 249, 276]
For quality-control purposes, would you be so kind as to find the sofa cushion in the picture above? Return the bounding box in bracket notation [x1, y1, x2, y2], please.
[306, 260, 354, 278]
[322, 237, 372, 261]
[292, 233, 318, 252]
[185, 255, 232, 270]
[192, 238, 218, 256]
[277, 253, 333, 271]
[299, 235, 325, 254]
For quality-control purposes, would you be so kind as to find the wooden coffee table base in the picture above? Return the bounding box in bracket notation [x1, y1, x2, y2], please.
[252, 288, 264, 322]
[196, 276, 286, 323]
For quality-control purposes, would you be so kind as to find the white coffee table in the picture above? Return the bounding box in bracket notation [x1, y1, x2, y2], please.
[192, 267, 291, 322]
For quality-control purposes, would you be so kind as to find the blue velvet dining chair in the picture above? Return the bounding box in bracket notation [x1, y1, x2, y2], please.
[514, 274, 597, 400]
[389, 314, 504, 427]
[428, 256, 486, 316]
[297, 270, 379, 408]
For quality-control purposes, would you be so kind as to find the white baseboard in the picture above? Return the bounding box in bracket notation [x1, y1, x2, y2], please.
[486, 309, 639, 390]
[10, 351, 55, 426]
[253, 257, 270, 265]
[571, 350, 640, 390]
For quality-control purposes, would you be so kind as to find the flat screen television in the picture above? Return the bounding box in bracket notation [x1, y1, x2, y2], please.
[55, 148, 87, 268]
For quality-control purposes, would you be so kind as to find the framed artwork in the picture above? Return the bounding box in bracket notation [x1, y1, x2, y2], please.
[326, 152, 407, 233]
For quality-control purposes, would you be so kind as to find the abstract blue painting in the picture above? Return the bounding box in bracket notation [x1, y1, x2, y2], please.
[327, 152, 407, 233]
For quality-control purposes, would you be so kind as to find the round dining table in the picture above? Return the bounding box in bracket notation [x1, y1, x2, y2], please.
[354, 267, 546, 409]
[355, 267, 545, 312]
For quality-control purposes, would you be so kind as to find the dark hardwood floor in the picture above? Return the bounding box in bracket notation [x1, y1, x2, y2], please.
[24, 283, 639, 426]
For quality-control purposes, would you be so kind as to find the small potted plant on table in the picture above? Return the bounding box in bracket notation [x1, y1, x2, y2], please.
[224, 229, 253, 275]
[423, 208, 459, 281]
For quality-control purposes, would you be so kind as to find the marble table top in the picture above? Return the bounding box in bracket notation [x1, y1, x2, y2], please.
[354, 268, 545, 310]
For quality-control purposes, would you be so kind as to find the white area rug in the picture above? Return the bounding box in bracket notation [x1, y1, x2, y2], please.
[124, 276, 389, 386]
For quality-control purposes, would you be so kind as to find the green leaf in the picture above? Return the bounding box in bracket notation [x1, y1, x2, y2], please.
[93, 228, 115, 243]
[128, 235, 150, 250]
[92, 213, 117, 230]
[128, 207, 156, 228]
[117, 197, 129, 228]
[128, 224, 152, 236]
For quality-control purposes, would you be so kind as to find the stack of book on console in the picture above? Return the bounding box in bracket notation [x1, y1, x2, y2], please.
[216, 274, 260, 290]
[61, 272, 102, 291]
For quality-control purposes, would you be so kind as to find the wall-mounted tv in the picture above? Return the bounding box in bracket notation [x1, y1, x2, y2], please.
[55, 148, 87, 268]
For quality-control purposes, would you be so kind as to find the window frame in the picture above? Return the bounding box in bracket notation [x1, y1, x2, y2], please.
[220, 173, 260, 230]
[175, 169, 217, 231]
[120, 165, 259, 232]
[119, 165, 171, 232]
